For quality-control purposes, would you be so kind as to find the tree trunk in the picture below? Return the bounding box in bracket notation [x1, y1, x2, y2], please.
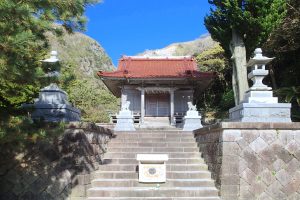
[269, 64, 278, 90]
[229, 29, 249, 105]
[232, 66, 239, 105]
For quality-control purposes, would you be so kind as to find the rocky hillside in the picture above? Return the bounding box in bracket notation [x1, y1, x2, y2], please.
[138, 34, 217, 57]
[46, 30, 114, 78]
[45, 30, 119, 122]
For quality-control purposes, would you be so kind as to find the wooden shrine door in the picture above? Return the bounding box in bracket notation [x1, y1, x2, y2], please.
[145, 94, 170, 117]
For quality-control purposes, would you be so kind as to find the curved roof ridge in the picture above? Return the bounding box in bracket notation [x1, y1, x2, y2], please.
[121, 55, 193, 60]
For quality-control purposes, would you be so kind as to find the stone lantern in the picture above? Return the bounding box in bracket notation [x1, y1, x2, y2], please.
[23, 51, 81, 122]
[229, 48, 291, 122]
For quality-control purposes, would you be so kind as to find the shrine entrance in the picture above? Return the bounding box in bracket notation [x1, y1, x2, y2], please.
[145, 94, 170, 117]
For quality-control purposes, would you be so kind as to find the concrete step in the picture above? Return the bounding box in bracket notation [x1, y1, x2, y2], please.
[115, 130, 191, 134]
[92, 171, 211, 179]
[88, 198, 220, 200]
[110, 138, 195, 143]
[98, 164, 208, 171]
[87, 187, 219, 197]
[103, 152, 201, 159]
[102, 158, 205, 165]
[88, 130, 220, 199]
[91, 179, 215, 187]
[114, 133, 194, 139]
[108, 142, 198, 148]
[107, 147, 199, 153]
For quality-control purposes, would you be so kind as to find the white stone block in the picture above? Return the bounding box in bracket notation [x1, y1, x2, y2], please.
[243, 91, 278, 104]
[136, 154, 168, 183]
[183, 110, 203, 131]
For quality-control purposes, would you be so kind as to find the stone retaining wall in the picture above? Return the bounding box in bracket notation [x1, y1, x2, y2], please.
[0, 122, 113, 200]
[194, 122, 300, 200]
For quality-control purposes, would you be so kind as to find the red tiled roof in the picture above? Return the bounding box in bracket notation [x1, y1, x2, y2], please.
[98, 56, 215, 79]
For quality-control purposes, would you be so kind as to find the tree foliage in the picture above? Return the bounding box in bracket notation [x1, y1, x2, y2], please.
[204, 0, 286, 104]
[195, 45, 234, 121]
[0, 0, 99, 110]
[205, 0, 286, 58]
[263, 0, 300, 121]
[196, 44, 227, 73]
[264, 0, 300, 89]
[264, 0, 300, 53]
[0, 115, 65, 145]
[62, 75, 119, 123]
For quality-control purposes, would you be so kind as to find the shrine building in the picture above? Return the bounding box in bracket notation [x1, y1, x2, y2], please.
[97, 56, 215, 126]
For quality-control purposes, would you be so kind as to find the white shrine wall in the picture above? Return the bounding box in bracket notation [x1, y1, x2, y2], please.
[121, 86, 193, 116]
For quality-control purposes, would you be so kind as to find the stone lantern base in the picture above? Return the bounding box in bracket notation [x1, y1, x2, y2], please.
[23, 83, 81, 122]
[229, 103, 291, 122]
[30, 104, 81, 122]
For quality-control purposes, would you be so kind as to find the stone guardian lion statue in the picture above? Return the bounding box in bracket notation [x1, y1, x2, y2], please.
[187, 101, 197, 111]
[122, 101, 130, 110]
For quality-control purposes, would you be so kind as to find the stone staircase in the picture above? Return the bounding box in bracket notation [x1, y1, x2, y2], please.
[87, 131, 220, 200]
[139, 117, 176, 130]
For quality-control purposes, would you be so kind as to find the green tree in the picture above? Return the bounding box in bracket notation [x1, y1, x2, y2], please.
[0, 0, 99, 110]
[195, 44, 233, 121]
[63, 77, 119, 123]
[205, 0, 286, 105]
[264, 0, 300, 121]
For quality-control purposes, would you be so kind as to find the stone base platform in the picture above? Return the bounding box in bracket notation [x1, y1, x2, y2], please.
[229, 103, 291, 122]
[27, 103, 81, 122]
[183, 110, 203, 131]
[114, 110, 136, 131]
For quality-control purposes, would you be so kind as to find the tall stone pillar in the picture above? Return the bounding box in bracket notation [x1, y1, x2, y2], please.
[141, 88, 145, 124]
[170, 89, 175, 125]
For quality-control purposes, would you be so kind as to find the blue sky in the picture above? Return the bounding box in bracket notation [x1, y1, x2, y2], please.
[85, 0, 211, 66]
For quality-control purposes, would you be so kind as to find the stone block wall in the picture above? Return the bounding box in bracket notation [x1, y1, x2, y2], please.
[0, 122, 113, 200]
[194, 122, 300, 200]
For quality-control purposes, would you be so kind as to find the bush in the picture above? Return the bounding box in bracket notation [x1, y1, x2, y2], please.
[0, 113, 65, 146]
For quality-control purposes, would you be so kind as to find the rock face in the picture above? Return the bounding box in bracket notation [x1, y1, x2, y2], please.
[46, 29, 114, 76]
[137, 34, 217, 57]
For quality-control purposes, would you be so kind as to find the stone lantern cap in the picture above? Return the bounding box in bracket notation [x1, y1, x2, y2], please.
[247, 48, 274, 68]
